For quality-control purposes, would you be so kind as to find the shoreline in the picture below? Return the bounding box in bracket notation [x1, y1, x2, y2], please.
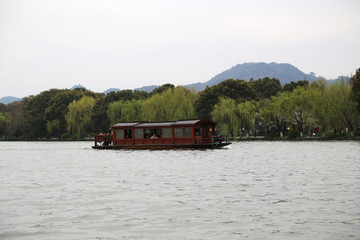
[1, 137, 360, 142]
[234, 136, 360, 141]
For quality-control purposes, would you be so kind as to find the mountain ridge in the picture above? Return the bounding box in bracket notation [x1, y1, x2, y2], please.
[185, 62, 319, 91]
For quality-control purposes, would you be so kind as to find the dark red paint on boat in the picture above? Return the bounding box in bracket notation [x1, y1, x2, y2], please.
[93, 119, 231, 149]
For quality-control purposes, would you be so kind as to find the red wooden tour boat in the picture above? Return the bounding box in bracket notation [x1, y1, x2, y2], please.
[93, 119, 231, 149]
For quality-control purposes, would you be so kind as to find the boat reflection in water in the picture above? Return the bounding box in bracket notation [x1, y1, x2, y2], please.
[93, 119, 231, 149]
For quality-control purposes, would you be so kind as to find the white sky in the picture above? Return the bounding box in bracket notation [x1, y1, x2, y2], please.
[1, 0, 359, 98]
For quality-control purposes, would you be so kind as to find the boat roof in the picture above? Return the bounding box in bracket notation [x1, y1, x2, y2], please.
[136, 122, 173, 128]
[113, 122, 140, 127]
[112, 119, 215, 128]
[173, 120, 201, 125]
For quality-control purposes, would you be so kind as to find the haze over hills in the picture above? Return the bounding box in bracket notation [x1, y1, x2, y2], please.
[1, 62, 350, 104]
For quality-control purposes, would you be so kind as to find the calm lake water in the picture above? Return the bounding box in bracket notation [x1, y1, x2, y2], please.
[0, 141, 359, 240]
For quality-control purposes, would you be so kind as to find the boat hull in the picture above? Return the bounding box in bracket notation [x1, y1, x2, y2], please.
[92, 142, 231, 150]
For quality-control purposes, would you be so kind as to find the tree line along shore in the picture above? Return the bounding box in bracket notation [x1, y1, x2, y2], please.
[1, 68, 359, 141]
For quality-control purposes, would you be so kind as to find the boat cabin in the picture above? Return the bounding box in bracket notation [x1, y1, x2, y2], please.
[94, 119, 228, 149]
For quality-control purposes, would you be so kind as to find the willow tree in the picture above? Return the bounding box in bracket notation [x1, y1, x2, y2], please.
[65, 96, 96, 139]
[327, 81, 359, 132]
[258, 97, 287, 134]
[308, 79, 331, 133]
[236, 101, 259, 131]
[211, 98, 237, 136]
[211, 98, 258, 137]
[107, 99, 144, 125]
[281, 87, 315, 135]
[351, 68, 360, 112]
[0, 112, 10, 137]
[142, 87, 198, 122]
[44, 89, 83, 136]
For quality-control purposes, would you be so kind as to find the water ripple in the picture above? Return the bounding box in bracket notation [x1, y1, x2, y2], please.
[0, 141, 359, 239]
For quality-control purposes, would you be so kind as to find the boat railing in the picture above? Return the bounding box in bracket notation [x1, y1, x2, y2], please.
[94, 134, 112, 146]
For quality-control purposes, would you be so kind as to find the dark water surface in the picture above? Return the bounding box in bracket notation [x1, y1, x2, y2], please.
[0, 141, 359, 239]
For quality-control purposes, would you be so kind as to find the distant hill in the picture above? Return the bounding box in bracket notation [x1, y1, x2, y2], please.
[70, 84, 86, 90]
[103, 85, 159, 94]
[134, 85, 159, 92]
[0, 96, 22, 105]
[326, 76, 350, 84]
[103, 88, 121, 94]
[1, 63, 348, 103]
[185, 62, 319, 91]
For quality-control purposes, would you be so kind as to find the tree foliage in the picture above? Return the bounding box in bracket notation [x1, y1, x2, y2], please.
[250, 77, 282, 99]
[65, 96, 96, 139]
[212, 98, 258, 137]
[23, 89, 63, 139]
[1, 70, 359, 140]
[44, 90, 83, 136]
[150, 83, 175, 96]
[195, 79, 256, 118]
[351, 68, 360, 113]
[142, 86, 198, 122]
[107, 99, 144, 125]
[283, 80, 309, 92]
[327, 80, 359, 131]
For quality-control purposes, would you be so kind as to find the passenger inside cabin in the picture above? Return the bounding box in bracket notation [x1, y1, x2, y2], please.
[124, 129, 132, 139]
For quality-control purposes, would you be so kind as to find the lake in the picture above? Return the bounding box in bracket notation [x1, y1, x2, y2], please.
[0, 141, 359, 239]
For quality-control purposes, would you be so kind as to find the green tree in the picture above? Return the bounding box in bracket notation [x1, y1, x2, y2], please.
[308, 78, 331, 133]
[251, 77, 282, 99]
[195, 79, 256, 118]
[23, 89, 63, 139]
[211, 98, 258, 137]
[350, 68, 360, 113]
[105, 90, 134, 103]
[107, 99, 144, 125]
[327, 80, 359, 132]
[237, 101, 259, 131]
[44, 89, 83, 136]
[92, 97, 110, 132]
[150, 83, 175, 96]
[142, 86, 198, 121]
[258, 97, 287, 135]
[65, 96, 96, 139]
[132, 90, 150, 100]
[283, 80, 309, 92]
[4, 101, 24, 137]
[0, 112, 10, 137]
[107, 100, 124, 126]
[282, 87, 315, 135]
[211, 98, 237, 136]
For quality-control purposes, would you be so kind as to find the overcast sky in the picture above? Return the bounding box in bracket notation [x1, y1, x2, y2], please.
[0, 0, 359, 98]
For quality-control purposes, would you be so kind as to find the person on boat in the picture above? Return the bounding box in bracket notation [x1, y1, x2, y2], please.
[208, 128, 214, 136]
[151, 134, 158, 139]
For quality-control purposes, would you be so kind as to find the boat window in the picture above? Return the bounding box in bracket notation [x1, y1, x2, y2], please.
[115, 129, 124, 139]
[135, 129, 143, 139]
[183, 128, 192, 137]
[124, 129, 132, 139]
[162, 128, 171, 138]
[194, 127, 201, 136]
[144, 129, 151, 138]
[152, 129, 161, 138]
[174, 128, 192, 138]
[144, 128, 162, 138]
[174, 128, 183, 137]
